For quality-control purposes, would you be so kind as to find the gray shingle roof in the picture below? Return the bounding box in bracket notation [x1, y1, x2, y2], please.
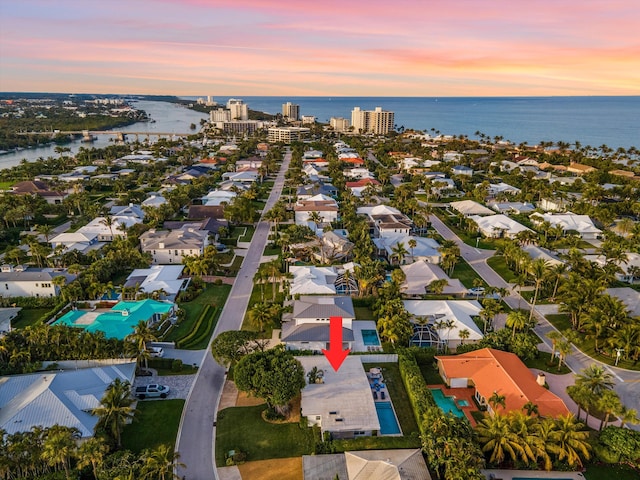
[293, 296, 355, 319]
[281, 323, 354, 342]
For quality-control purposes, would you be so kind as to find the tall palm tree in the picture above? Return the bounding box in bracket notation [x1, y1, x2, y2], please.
[91, 378, 137, 448]
[249, 302, 272, 333]
[488, 391, 506, 413]
[596, 389, 622, 431]
[575, 364, 614, 397]
[548, 414, 591, 469]
[390, 242, 408, 265]
[125, 320, 158, 371]
[140, 444, 185, 480]
[408, 238, 417, 263]
[42, 426, 78, 480]
[475, 413, 523, 465]
[100, 215, 116, 240]
[528, 258, 550, 323]
[77, 437, 109, 480]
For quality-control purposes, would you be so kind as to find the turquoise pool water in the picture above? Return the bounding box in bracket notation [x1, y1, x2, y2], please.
[430, 388, 465, 418]
[375, 402, 401, 435]
[458, 399, 470, 407]
[361, 329, 380, 346]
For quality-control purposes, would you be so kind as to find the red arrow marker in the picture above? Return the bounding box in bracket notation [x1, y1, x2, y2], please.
[322, 316, 351, 372]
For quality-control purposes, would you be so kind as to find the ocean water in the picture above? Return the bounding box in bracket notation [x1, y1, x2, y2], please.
[197, 96, 640, 150]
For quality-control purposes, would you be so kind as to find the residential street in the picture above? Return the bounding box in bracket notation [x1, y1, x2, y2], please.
[428, 210, 640, 430]
[175, 150, 291, 480]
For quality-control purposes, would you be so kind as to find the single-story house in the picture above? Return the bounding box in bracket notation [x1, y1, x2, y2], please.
[449, 200, 495, 217]
[605, 287, 640, 317]
[522, 245, 564, 267]
[469, 214, 533, 239]
[403, 300, 483, 350]
[436, 348, 570, 417]
[400, 260, 467, 297]
[373, 234, 441, 265]
[489, 201, 536, 215]
[124, 265, 189, 301]
[289, 266, 338, 295]
[530, 212, 602, 239]
[584, 253, 640, 284]
[0, 363, 137, 439]
[298, 356, 380, 439]
[452, 165, 473, 176]
[486, 182, 521, 197]
[302, 449, 431, 480]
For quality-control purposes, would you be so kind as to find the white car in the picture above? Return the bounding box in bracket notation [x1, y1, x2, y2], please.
[148, 347, 164, 358]
[468, 287, 486, 297]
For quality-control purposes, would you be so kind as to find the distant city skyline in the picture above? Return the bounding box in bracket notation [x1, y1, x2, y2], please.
[1, 0, 639, 97]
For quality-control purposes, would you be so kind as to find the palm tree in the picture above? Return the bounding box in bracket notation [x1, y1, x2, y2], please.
[36, 223, 55, 243]
[125, 320, 158, 371]
[390, 242, 408, 265]
[575, 364, 614, 398]
[488, 391, 506, 413]
[549, 263, 567, 301]
[308, 211, 322, 230]
[91, 378, 136, 448]
[249, 302, 272, 333]
[100, 215, 116, 240]
[458, 328, 470, 346]
[140, 444, 185, 480]
[548, 414, 591, 469]
[596, 389, 622, 431]
[546, 330, 563, 361]
[528, 258, 550, 323]
[522, 401, 539, 416]
[42, 426, 78, 480]
[475, 413, 523, 465]
[618, 406, 639, 428]
[77, 437, 109, 480]
[556, 339, 572, 371]
[505, 310, 528, 341]
[408, 238, 417, 263]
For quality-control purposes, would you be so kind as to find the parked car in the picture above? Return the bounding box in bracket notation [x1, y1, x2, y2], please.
[135, 384, 170, 399]
[467, 287, 485, 297]
[148, 346, 164, 358]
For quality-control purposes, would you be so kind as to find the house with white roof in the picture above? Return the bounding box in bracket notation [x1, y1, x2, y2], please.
[221, 169, 259, 183]
[449, 200, 495, 217]
[403, 300, 483, 350]
[343, 168, 376, 180]
[298, 356, 380, 439]
[530, 212, 602, 239]
[470, 214, 533, 239]
[584, 253, 640, 284]
[605, 288, 640, 317]
[452, 165, 473, 176]
[124, 265, 189, 301]
[489, 201, 536, 215]
[289, 266, 338, 295]
[373, 234, 441, 265]
[202, 189, 236, 206]
[313, 230, 354, 264]
[486, 182, 521, 197]
[50, 231, 100, 254]
[0, 363, 136, 439]
[281, 296, 355, 352]
[141, 193, 168, 208]
[400, 260, 467, 297]
[109, 204, 145, 220]
[522, 245, 564, 266]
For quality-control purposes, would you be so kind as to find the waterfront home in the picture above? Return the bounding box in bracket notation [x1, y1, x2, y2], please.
[0, 265, 74, 298]
[139, 226, 210, 265]
[298, 356, 379, 439]
[0, 363, 136, 439]
[435, 348, 570, 417]
[221, 169, 259, 183]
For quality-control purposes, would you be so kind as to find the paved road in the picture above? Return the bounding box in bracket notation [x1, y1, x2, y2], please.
[428, 210, 640, 429]
[175, 151, 292, 479]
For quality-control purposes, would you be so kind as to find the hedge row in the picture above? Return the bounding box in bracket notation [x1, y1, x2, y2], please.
[176, 305, 211, 348]
[184, 307, 218, 348]
[397, 349, 437, 437]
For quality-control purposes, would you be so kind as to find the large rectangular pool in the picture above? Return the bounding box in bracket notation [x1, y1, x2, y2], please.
[430, 388, 465, 418]
[375, 402, 401, 435]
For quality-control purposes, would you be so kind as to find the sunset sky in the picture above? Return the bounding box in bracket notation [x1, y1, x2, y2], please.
[1, 0, 639, 96]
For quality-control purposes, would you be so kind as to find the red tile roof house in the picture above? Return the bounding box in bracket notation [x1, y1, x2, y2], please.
[435, 348, 570, 417]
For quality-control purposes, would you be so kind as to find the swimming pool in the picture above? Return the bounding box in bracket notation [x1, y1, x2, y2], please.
[361, 329, 380, 346]
[458, 399, 470, 407]
[375, 402, 401, 435]
[430, 388, 465, 418]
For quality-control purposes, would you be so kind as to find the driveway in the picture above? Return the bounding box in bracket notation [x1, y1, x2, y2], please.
[133, 370, 196, 400]
[175, 150, 292, 480]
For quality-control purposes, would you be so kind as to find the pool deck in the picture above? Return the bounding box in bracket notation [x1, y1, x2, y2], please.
[366, 371, 402, 435]
[352, 320, 382, 353]
[482, 469, 586, 480]
[428, 384, 478, 427]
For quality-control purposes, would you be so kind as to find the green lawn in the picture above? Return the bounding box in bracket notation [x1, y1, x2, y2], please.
[363, 363, 419, 436]
[523, 351, 571, 375]
[263, 245, 282, 256]
[0, 181, 14, 190]
[486, 255, 518, 283]
[232, 224, 256, 242]
[121, 399, 184, 453]
[147, 358, 198, 376]
[164, 284, 231, 346]
[333, 435, 421, 452]
[215, 405, 315, 465]
[584, 463, 640, 480]
[419, 364, 445, 385]
[450, 258, 487, 289]
[354, 306, 374, 320]
[545, 314, 640, 372]
[11, 308, 51, 329]
[435, 211, 496, 250]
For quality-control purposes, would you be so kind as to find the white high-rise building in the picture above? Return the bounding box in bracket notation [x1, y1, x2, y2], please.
[330, 117, 350, 132]
[351, 106, 394, 135]
[227, 98, 249, 121]
[282, 102, 300, 121]
[210, 108, 231, 123]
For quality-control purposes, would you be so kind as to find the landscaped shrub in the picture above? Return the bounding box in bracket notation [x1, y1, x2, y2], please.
[176, 305, 211, 348]
[397, 349, 436, 437]
[171, 359, 183, 372]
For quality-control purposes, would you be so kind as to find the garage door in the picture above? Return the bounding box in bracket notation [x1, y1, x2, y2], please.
[450, 378, 468, 388]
